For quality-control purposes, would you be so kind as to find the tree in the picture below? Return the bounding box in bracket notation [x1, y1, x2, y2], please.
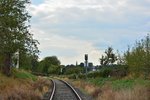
[0, 0, 39, 76]
[116, 50, 125, 65]
[64, 66, 84, 75]
[18, 52, 39, 71]
[79, 62, 84, 67]
[124, 34, 150, 77]
[38, 56, 61, 74]
[100, 47, 117, 66]
[48, 65, 60, 75]
[100, 55, 105, 65]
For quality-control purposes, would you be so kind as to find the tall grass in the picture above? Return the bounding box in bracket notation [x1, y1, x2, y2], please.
[0, 70, 51, 100]
[98, 85, 150, 100]
[69, 78, 150, 100]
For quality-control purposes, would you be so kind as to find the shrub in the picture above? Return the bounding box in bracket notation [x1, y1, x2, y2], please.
[78, 74, 86, 79]
[64, 66, 83, 75]
[112, 79, 135, 90]
[68, 65, 128, 79]
[124, 34, 150, 78]
[110, 65, 128, 77]
[102, 68, 111, 77]
[12, 68, 37, 81]
[68, 74, 78, 79]
[87, 71, 102, 78]
[100, 65, 128, 77]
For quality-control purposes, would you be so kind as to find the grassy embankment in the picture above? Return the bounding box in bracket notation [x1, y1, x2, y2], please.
[66, 77, 150, 100]
[0, 69, 51, 100]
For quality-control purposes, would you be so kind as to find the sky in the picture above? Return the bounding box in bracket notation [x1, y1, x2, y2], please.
[29, 0, 150, 65]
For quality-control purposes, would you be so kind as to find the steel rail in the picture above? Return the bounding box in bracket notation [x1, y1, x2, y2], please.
[60, 79, 82, 100]
[49, 79, 82, 100]
[49, 79, 56, 100]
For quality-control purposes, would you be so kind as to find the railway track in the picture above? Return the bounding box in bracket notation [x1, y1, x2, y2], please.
[43, 79, 82, 100]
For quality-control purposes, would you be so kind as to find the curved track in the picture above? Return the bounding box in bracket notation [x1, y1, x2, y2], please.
[49, 79, 82, 100]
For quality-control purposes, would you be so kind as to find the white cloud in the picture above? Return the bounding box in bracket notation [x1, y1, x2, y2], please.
[29, 0, 150, 65]
[32, 28, 103, 65]
[29, 0, 150, 26]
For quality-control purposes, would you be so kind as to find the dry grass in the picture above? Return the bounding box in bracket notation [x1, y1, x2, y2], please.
[69, 79, 150, 100]
[70, 80, 102, 98]
[0, 73, 51, 100]
[98, 85, 150, 100]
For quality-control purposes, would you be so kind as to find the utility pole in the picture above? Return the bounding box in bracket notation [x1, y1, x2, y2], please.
[76, 61, 78, 66]
[16, 50, 19, 69]
[85, 54, 88, 79]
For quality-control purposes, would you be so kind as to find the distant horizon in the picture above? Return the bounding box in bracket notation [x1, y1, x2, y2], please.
[30, 0, 150, 65]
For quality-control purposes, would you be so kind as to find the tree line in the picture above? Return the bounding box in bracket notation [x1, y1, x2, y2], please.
[99, 34, 150, 78]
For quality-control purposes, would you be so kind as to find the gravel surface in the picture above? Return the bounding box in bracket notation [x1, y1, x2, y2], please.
[43, 79, 94, 100]
[74, 88, 94, 100]
[53, 80, 78, 100]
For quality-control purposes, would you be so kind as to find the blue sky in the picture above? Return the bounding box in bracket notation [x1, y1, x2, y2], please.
[29, 0, 150, 65]
[31, 0, 43, 5]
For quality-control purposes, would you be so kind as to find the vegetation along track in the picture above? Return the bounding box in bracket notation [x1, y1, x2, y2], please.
[48, 79, 82, 100]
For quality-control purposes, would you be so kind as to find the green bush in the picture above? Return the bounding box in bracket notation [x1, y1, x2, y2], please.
[68, 74, 78, 79]
[64, 66, 83, 75]
[87, 71, 102, 78]
[78, 74, 86, 79]
[112, 79, 135, 90]
[109, 66, 128, 77]
[100, 65, 128, 77]
[124, 34, 150, 78]
[88, 77, 114, 87]
[86, 65, 128, 78]
[12, 69, 37, 81]
[102, 68, 111, 77]
[68, 65, 128, 79]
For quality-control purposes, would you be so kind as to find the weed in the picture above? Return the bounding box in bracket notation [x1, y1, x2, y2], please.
[112, 79, 135, 90]
[12, 69, 37, 81]
[0, 70, 51, 100]
[68, 77, 150, 100]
